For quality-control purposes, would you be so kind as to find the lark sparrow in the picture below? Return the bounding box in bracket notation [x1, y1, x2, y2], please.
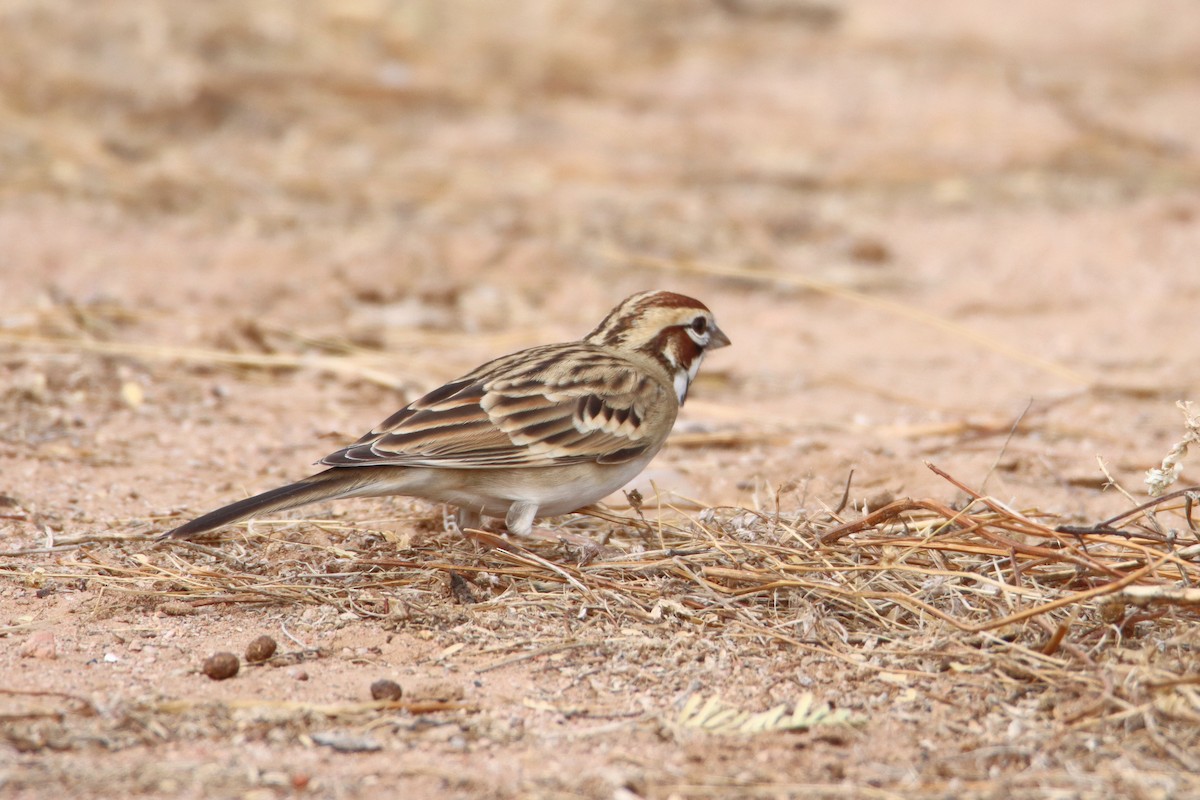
[161, 290, 730, 540]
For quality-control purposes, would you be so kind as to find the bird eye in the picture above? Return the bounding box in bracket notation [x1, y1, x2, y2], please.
[691, 317, 708, 335]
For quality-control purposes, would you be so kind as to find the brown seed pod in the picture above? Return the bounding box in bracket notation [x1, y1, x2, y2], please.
[202, 652, 240, 680]
[370, 679, 403, 701]
[245, 635, 278, 663]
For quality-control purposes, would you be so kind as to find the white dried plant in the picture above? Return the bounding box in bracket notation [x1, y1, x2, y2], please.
[674, 692, 862, 735]
[1145, 401, 1200, 496]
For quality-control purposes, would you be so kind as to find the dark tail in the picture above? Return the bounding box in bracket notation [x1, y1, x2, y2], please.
[160, 468, 386, 540]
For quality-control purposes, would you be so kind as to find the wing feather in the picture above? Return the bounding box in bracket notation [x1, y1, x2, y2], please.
[319, 345, 674, 469]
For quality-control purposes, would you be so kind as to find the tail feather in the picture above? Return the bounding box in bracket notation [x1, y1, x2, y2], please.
[160, 467, 390, 540]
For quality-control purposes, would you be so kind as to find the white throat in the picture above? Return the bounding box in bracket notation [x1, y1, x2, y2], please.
[673, 353, 704, 404]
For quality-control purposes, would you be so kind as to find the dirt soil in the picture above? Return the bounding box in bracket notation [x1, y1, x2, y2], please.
[3, 2, 1200, 798]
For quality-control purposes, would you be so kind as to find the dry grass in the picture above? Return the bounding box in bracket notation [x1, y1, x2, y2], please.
[4, 460, 1200, 770]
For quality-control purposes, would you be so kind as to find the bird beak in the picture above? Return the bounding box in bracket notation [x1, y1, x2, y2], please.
[709, 324, 731, 349]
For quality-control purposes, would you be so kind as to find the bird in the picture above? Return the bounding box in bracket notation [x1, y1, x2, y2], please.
[161, 290, 730, 541]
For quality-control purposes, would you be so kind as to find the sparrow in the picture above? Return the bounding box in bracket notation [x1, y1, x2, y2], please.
[161, 290, 730, 540]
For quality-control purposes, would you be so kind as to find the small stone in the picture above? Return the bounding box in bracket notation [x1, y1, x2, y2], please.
[287, 667, 309, 681]
[120, 381, 145, 408]
[448, 571, 478, 604]
[370, 679, 403, 701]
[245, 635, 278, 663]
[202, 652, 240, 680]
[19, 630, 57, 660]
[311, 730, 382, 752]
[847, 236, 891, 264]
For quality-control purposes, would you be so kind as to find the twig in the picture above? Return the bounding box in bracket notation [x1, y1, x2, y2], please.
[981, 398, 1033, 494]
[0, 331, 406, 388]
[475, 640, 602, 674]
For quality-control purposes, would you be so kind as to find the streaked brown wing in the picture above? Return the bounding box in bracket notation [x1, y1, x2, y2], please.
[319, 345, 674, 469]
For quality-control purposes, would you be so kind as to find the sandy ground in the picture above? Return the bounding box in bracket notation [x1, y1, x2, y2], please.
[3, 2, 1200, 798]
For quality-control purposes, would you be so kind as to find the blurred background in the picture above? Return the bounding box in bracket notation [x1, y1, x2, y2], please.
[2, 0, 1199, 521]
[4, 4, 1200, 796]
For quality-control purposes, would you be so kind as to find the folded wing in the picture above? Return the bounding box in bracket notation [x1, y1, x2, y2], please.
[320, 345, 674, 469]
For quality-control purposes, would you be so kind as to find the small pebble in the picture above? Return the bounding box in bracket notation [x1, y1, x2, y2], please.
[370, 679, 404, 701]
[245, 635, 278, 663]
[287, 667, 309, 682]
[202, 652, 240, 680]
[448, 571, 478, 604]
[311, 730, 382, 752]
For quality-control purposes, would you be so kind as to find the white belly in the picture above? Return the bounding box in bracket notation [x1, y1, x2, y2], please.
[353, 452, 659, 519]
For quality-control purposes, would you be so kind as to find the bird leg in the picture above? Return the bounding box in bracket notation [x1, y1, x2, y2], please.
[504, 501, 539, 537]
[451, 507, 482, 534]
